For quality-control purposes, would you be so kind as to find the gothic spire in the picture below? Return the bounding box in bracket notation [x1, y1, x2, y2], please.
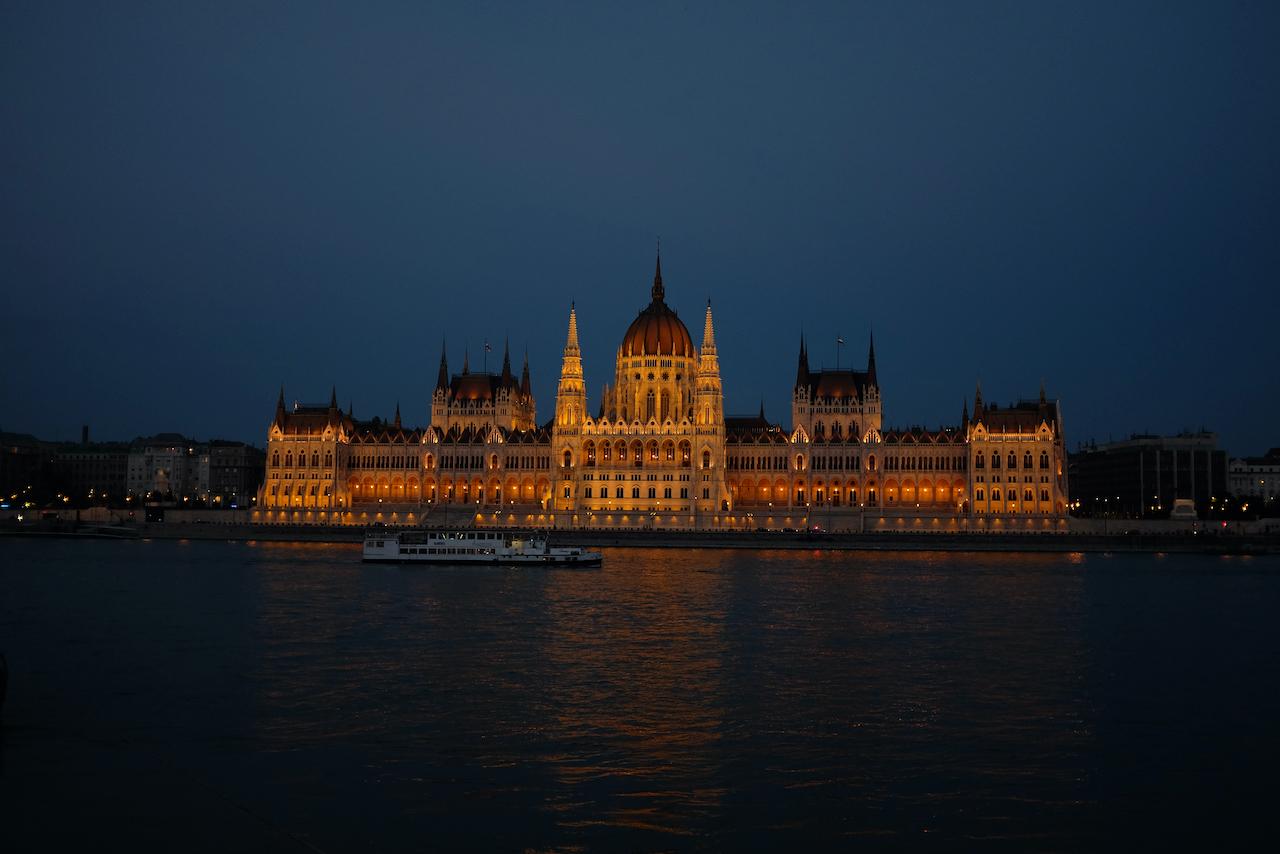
[565, 302, 580, 355]
[436, 340, 449, 391]
[275, 385, 286, 425]
[500, 337, 513, 384]
[974, 380, 984, 415]
[520, 347, 531, 397]
[796, 334, 810, 388]
[329, 385, 337, 410]
[462, 345, 470, 375]
[394, 401, 401, 429]
[651, 244, 664, 303]
[701, 298, 716, 354]
[866, 329, 878, 385]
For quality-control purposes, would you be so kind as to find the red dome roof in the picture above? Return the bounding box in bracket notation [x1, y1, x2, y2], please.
[622, 303, 693, 357]
[620, 253, 694, 357]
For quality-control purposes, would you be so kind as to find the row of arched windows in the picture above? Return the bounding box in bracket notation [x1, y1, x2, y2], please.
[272, 450, 334, 469]
[975, 450, 1051, 470]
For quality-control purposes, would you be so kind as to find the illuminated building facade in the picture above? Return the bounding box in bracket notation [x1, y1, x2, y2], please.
[257, 253, 1069, 529]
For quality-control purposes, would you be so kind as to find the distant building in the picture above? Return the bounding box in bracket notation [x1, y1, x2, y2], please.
[126, 434, 208, 501]
[1229, 449, 1280, 504]
[52, 441, 131, 503]
[207, 440, 265, 507]
[258, 252, 1069, 529]
[1070, 432, 1227, 518]
[0, 431, 51, 504]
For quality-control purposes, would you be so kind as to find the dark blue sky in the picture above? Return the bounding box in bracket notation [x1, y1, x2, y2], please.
[3, 2, 1278, 453]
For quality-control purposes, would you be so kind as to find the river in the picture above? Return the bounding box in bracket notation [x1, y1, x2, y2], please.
[2, 539, 1277, 850]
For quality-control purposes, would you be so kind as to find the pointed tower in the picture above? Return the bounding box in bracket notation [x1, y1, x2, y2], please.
[554, 303, 586, 430]
[500, 339, 513, 385]
[973, 380, 984, 423]
[329, 385, 338, 411]
[520, 348, 531, 399]
[552, 303, 588, 511]
[274, 385, 286, 427]
[431, 341, 450, 430]
[394, 402, 402, 430]
[462, 347, 470, 375]
[696, 299, 724, 427]
[795, 335, 810, 389]
[696, 299, 728, 513]
[866, 330, 878, 387]
[436, 342, 449, 392]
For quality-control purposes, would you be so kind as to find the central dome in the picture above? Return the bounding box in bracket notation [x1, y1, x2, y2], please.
[620, 255, 694, 357]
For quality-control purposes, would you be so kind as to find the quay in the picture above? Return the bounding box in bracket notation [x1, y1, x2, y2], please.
[3, 517, 1277, 555]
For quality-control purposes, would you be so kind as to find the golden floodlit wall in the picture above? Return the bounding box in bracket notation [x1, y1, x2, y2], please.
[257, 256, 1068, 528]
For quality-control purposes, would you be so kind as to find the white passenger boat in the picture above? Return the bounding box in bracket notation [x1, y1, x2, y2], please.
[362, 529, 603, 567]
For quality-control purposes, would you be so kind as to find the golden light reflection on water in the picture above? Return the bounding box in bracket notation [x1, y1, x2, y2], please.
[241, 544, 1099, 844]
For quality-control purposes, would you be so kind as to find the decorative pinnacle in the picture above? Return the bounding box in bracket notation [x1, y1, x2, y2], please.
[652, 244, 664, 303]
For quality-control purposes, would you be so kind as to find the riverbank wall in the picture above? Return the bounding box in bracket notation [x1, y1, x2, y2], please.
[5, 519, 1277, 554]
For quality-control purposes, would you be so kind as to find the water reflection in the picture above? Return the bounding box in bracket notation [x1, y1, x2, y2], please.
[242, 545, 1096, 847]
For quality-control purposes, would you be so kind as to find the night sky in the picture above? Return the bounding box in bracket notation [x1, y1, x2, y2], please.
[3, 2, 1278, 454]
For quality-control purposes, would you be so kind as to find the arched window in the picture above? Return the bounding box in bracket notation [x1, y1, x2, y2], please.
[991, 453, 1001, 469]
[645, 391, 655, 422]
[660, 390, 670, 422]
[976, 488, 985, 501]
[285, 452, 293, 467]
[815, 421, 825, 439]
[1007, 452, 1017, 469]
[702, 450, 711, 469]
[271, 452, 279, 467]
[1040, 451, 1049, 470]
[992, 489, 1001, 501]
[1024, 451, 1033, 469]
[975, 452, 985, 469]
[562, 449, 572, 468]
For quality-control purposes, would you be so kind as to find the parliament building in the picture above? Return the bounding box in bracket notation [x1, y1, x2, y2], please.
[255, 255, 1069, 531]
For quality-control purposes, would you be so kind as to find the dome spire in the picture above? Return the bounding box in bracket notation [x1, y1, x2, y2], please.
[652, 241, 664, 303]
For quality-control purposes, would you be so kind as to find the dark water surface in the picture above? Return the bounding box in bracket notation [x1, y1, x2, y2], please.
[2, 540, 1278, 851]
